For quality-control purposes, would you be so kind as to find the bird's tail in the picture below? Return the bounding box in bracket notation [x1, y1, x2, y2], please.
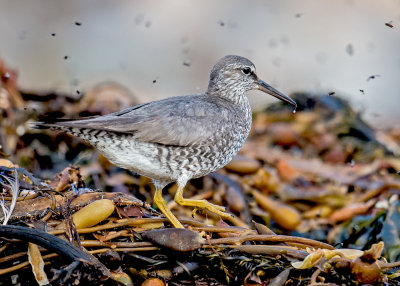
[30, 117, 92, 138]
[30, 120, 112, 145]
[30, 119, 74, 131]
[30, 122, 52, 130]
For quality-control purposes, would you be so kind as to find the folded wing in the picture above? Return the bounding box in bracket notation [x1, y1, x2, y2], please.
[41, 95, 234, 147]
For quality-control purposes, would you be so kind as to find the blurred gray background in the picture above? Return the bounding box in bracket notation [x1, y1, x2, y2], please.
[0, 0, 399, 127]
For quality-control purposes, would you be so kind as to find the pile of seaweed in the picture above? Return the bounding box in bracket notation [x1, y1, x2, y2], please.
[1, 58, 400, 285]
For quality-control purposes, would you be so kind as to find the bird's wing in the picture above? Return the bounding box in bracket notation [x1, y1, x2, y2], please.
[50, 95, 235, 147]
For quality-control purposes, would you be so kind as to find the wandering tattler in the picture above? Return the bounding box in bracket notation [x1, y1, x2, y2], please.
[35, 55, 297, 228]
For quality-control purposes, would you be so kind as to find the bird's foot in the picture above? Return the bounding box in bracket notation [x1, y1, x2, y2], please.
[174, 187, 232, 224]
[177, 198, 231, 219]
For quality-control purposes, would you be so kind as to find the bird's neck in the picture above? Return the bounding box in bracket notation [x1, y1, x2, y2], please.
[205, 81, 248, 105]
[205, 84, 252, 124]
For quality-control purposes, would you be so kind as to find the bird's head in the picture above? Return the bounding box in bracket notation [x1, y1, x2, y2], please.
[207, 55, 296, 108]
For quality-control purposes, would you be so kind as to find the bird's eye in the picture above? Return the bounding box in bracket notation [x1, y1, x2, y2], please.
[242, 67, 251, 75]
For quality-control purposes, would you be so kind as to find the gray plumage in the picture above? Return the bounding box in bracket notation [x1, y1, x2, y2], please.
[35, 55, 296, 225]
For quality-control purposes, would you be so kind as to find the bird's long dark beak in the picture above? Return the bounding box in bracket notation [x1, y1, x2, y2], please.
[255, 80, 297, 107]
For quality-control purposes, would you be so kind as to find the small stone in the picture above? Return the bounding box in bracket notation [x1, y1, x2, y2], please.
[142, 228, 205, 252]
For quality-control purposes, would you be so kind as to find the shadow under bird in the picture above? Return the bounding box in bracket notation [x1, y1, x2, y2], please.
[34, 55, 297, 228]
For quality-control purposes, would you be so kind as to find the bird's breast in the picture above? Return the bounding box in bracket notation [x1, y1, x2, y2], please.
[189, 110, 252, 177]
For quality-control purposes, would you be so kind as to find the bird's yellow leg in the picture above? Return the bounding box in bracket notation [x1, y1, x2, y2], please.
[174, 186, 232, 219]
[154, 187, 184, 228]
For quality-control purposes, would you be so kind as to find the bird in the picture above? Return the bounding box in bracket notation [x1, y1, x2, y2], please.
[34, 55, 297, 228]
